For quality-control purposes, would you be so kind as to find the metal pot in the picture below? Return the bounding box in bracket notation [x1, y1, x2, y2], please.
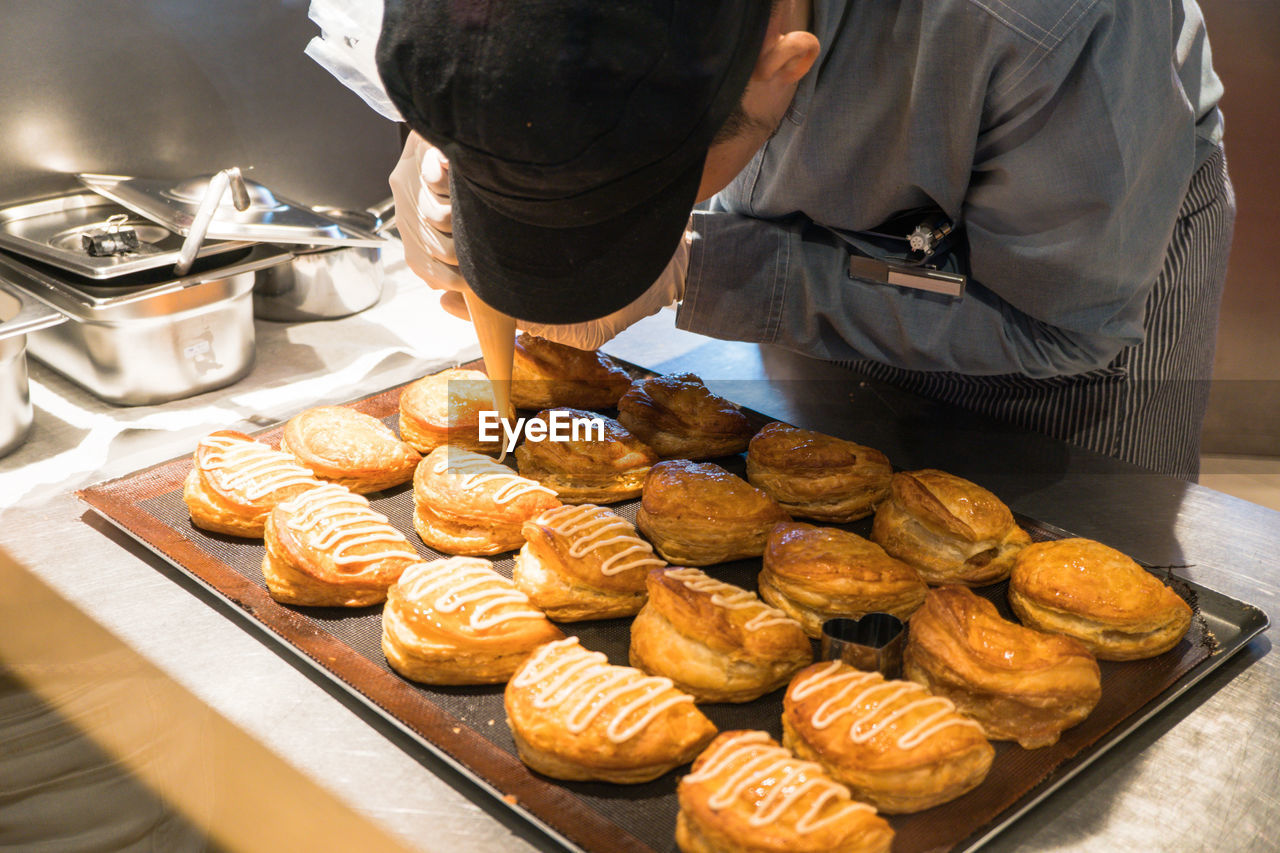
[0, 278, 65, 456]
[252, 200, 394, 322]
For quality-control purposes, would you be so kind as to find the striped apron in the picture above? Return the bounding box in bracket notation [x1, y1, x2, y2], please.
[840, 147, 1236, 481]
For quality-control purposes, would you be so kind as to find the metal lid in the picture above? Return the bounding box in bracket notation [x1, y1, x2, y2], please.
[78, 173, 388, 248]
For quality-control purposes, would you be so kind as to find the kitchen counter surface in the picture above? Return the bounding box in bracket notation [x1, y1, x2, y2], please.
[1, 268, 1275, 852]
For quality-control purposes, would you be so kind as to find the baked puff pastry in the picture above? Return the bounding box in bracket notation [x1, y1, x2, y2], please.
[1009, 538, 1193, 661]
[904, 586, 1102, 749]
[782, 661, 994, 813]
[413, 447, 561, 556]
[381, 557, 564, 684]
[510, 333, 632, 410]
[636, 460, 790, 566]
[398, 367, 512, 455]
[677, 730, 894, 853]
[513, 408, 658, 503]
[760, 522, 928, 637]
[629, 567, 812, 703]
[515, 504, 665, 621]
[280, 405, 421, 493]
[504, 637, 718, 784]
[745, 423, 892, 522]
[262, 483, 420, 606]
[871, 469, 1032, 586]
[183, 430, 322, 538]
[616, 373, 756, 460]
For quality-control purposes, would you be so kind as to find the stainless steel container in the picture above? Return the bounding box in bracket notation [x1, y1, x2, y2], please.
[0, 247, 289, 406]
[252, 241, 384, 321]
[0, 279, 65, 455]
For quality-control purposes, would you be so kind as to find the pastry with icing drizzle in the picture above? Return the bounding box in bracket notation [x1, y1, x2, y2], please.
[504, 637, 717, 784]
[183, 430, 323, 538]
[509, 332, 632, 410]
[262, 483, 420, 606]
[629, 567, 812, 703]
[745, 422, 892, 523]
[514, 504, 665, 621]
[783, 660, 995, 813]
[381, 556, 564, 684]
[616, 373, 757, 460]
[904, 585, 1102, 749]
[636, 460, 790, 566]
[280, 405, 421, 494]
[514, 408, 658, 503]
[398, 367, 513, 456]
[760, 521, 927, 637]
[413, 446, 561, 556]
[676, 730, 894, 853]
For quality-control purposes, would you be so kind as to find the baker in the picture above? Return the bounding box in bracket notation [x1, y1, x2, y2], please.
[375, 0, 1233, 480]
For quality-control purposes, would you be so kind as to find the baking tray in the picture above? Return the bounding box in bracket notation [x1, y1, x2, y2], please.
[77, 376, 1270, 853]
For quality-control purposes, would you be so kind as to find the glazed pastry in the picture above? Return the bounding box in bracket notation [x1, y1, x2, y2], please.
[676, 730, 894, 853]
[782, 661, 994, 813]
[183, 430, 322, 538]
[629, 567, 812, 703]
[398, 367, 512, 455]
[504, 637, 718, 783]
[745, 422, 892, 522]
[616, 373, 756, 459]
[413, 447, 561, 556]
[1009, 537, 1193, 661]
[760, 522, 928, 637]
[513, 408, 658, 503]
[871, 469, 1032, 586]
[636, 460, 790, 566]
[262, 483, 419, 606]
[381, 557, 564, 684]
[280, 405, 421, 493]
[514, 504, 665, 621]
[509, 332, 632, 410]
[904, 585, 1102, 749]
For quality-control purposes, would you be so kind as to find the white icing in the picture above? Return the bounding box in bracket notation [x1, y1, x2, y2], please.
[663, 567, 797, 630]
[278, 484, 417, 565]
[398, 558, 545, 630]
[202, 434, 317, 500]
[430, 451, 555, 503]
[533, 505, 664, 575]
[683, 731, 873, 833]
[790, 661, 983, 750]
[511, 637, 693, 743]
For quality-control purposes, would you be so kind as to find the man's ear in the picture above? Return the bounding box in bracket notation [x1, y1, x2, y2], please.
[754, 30, 820, 85]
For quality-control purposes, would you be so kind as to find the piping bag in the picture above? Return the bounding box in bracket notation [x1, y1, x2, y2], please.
[462, 290, 516, 461]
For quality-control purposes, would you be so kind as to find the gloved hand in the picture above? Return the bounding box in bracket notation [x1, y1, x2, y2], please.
[389, 130, 691, 351]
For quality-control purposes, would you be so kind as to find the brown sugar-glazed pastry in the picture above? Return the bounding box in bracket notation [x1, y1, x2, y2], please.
[616, 373, 757, 460]
[904, 586, 1102, 749]
[398, 367, 512, 455]
[745, 422, 892, 522]
[514, 504, 665, 621]
[513, 408, 658, 503]
[183, 430, 323, 538]
[636, 460, 791, 566]
[676, 730, 895, 853]
[381, 557, 564, 685]
[509, 332, 633, 410]
[262, 483, 420, 607]
[782, 661, 994, 813]
[629, 567, 812, 703]
[871, 469, 1032, 586]
[504, 637, 718, 784]
[413, 447, 561, 556]
[760, 522, 928, 637]
[279, 405, 421, 493]
[1009, 538, 1193, 661]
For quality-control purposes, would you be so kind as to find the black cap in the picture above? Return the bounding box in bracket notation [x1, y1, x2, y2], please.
[377, 0, 772, 324]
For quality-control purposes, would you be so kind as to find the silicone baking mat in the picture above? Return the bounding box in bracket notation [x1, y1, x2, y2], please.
[78, 375, 1267, 853]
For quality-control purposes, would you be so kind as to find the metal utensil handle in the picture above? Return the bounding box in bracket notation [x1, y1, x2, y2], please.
[173, 168, 250, 276]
